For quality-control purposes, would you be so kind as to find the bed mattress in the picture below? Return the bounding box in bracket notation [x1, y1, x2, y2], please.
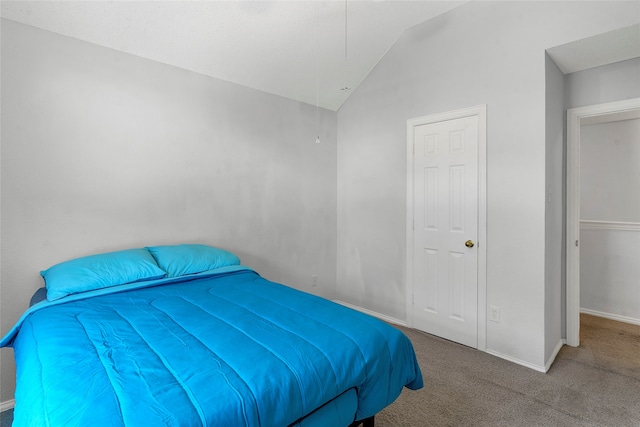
[3, 267, 423, 426]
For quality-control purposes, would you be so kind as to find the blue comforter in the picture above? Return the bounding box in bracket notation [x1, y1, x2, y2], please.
[2, 267, 423, 426]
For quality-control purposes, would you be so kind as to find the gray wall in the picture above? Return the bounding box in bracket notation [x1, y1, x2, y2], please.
[544, 54, 565, 365]
[546, 56, 640, 352]
[581, 119, 640, 223]
[579, 119, 640, 321]
[565, 57, 640, 108]
[0, 19, 337, 402]
[336, 1, 639, 370]
[564, 57, 640, 325]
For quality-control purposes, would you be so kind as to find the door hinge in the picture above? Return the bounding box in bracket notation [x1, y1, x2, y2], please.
[575, 240, 579, 247]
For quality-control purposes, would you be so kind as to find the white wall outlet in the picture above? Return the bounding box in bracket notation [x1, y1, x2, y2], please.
[489, 305, 500, 323]
[312, 275, 318, 287]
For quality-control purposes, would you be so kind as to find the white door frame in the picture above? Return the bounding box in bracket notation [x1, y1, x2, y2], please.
[565, 97, 640, 347]
[406, 105, 487, 351]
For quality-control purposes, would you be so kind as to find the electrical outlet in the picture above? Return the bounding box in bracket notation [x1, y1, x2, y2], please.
[312, 275, 318, 287]
[489, 305, 500, 323]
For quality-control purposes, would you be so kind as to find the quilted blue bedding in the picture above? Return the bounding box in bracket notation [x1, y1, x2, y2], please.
[2, 266, 423, 426]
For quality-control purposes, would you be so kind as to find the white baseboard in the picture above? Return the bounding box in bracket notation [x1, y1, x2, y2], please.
[0, 399, 15, 412]
[334, 300, 566, 374]
[486, 339, 567, 373]
[581, 308, 640, 326]
[484, 349, 547, 373]
[333, 300, 407, 327]
[545, 339, 566, 373]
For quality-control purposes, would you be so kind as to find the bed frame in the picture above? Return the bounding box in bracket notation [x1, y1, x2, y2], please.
[350, 416, 375, 427]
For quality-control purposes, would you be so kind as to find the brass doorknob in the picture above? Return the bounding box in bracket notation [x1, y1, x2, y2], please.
[465, 240, 475, 248]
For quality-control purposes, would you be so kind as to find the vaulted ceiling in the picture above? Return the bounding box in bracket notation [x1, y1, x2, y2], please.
[2, 1, 638, 111]
[0, 0, 468, 111]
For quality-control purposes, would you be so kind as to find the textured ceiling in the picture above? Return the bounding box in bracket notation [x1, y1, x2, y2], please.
[0, 0, 468, 111]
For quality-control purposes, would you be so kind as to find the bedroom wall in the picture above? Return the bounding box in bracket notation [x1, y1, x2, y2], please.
[0, 19, 337, 403]
[336, 1, 639, 370]
[544, 54, 565, 366]
[565, 57, 640, 108]
[579, 119, 640, 322]
[564, 57, 640, 327]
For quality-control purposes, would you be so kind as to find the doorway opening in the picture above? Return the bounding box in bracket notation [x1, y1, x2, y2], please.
[565, 98, 640, 347]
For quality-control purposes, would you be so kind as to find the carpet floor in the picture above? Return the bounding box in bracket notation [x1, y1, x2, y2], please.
[1, 314, 638, 426]
[376, 314, 640, 426]
[0, 409, 10, 427]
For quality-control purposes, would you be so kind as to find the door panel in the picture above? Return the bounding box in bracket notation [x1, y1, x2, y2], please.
[413, 115, 478, 348]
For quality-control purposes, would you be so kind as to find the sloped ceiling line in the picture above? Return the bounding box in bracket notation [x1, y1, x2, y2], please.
[2, 1, 638, 111]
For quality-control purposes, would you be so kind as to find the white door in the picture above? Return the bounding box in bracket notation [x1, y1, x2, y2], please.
[412, 115, 479, 348]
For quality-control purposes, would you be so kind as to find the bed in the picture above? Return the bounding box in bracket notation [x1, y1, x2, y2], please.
[1, 244, 423, 426]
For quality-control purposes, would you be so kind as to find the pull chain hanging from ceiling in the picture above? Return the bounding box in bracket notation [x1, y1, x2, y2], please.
[341, 0, 350, 92]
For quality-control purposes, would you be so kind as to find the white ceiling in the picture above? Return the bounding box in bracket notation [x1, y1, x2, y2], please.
[547, 23, 640, 74]
[0, 0, 469, 111]
[1, 1, 638, 111]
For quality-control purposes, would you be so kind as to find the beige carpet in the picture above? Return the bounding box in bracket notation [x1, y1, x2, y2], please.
[377, 314, 640, 427]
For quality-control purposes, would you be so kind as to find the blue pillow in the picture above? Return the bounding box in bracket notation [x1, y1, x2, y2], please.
[41, 248, 166, 301]
[146, 244, 240, 278]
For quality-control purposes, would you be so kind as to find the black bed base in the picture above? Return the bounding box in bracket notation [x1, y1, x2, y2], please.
[349, 416, 375, 427]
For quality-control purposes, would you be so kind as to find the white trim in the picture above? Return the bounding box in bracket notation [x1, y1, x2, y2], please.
[477, 107, 488, 352]
[545, 339, 566, 373]
[581, 308, 640, 326]
[566, 105, 581, 347]
[0, 399, 15, 412]
[566, 97, 640, 348]
[333, 300, 407, 327]
[484, 349, 547, 373]
[580, 220, 640, 232]
[406, 105, 487, 351]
